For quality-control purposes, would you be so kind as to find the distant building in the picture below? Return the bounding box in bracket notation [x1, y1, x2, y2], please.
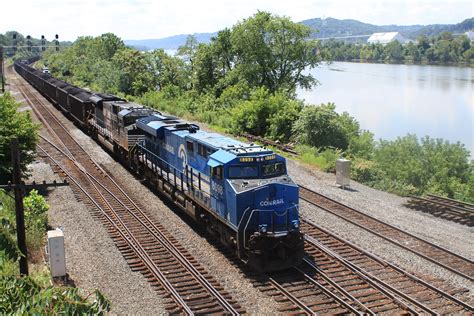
[465, 31, 474, 41]
[367, 32, 406, 45]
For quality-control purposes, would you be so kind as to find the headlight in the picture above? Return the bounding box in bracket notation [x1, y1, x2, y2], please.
[292, 220, 299, 229]
[259, 224, 267, 233]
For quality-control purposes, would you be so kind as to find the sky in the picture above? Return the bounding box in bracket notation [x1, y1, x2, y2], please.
[1, 0, 472, 41]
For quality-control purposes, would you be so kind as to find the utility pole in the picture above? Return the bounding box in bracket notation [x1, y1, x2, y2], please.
[11, 138, 28, 275]
[0, 46, 4, 93]
[0, 138, 68, 275]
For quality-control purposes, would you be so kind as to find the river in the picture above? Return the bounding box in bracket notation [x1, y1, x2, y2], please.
[297, 62, 473, 156]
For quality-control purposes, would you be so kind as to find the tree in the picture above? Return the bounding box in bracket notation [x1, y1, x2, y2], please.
[0, 94, 38, 184]
[416, 35, 430, 55]
[292, 103, 350, 150]
[113, 48, 153, 95]
[231, 87, 302, 140]
[97, 33, 125, 60]
[230, 11, 321, 93]
[384, 41, 404, 62]
[373, 135, 473, 200]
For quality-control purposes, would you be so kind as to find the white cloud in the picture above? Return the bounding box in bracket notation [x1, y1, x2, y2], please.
[2, 0, 472, 41]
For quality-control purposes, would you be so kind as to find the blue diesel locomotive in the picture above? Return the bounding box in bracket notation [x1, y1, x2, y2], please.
[135, 114, 304, 270]
[14, 59, 304, 271]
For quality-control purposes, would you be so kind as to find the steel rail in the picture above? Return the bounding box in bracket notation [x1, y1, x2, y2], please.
[17, 66, 240, 314]
[299, 185, 474, 281]
[410, 196, 474, 214]
[427, 194, 474, 208]
[302, 218, 474, 312]
[267, 277, 315, 315]
[85, 173, 240, 315]
[293, 264, 366, 315]
[12, 71, 76, 160]
[304, 238, 430, 315]
[39, 135, 239, 315]
[36, 144, 195, 315]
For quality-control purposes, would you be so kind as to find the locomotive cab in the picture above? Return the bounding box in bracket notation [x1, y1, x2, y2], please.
[208, 149, 304, 271]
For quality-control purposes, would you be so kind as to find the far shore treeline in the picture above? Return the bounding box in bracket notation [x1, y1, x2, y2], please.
[320, 32, 474, 65]
[2, 12, 473, 203]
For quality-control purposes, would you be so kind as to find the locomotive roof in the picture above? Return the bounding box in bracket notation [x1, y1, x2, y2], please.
[186, 131, 269, 155]
[109, 100, 143, 109]
[137, 112, 270, 155]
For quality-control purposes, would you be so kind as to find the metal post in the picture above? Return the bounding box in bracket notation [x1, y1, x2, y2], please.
[11, 139, 28, 275]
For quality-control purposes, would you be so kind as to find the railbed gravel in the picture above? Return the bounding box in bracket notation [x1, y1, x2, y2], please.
[18, 83, 472, 312]
[288, 159, 474, 297]
[28, 91, 278, 314]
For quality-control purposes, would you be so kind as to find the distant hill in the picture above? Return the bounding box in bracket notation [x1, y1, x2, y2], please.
[301, 17, 473, 40]
[125, 17, 473, 50]
[125, 32, 216, 51]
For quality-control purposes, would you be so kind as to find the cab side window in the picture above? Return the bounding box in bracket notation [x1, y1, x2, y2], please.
[212, 166, 223, 180]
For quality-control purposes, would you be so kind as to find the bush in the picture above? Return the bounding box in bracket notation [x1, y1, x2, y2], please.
[351, 158, 384, 184]
[292, 103, 350, 150]
[296, 145, 341, 172]
[23, 190, 49, 251]
[372, 135, 473, 200]
[0, 93, 38, 183]
[0, 276, 110, 314]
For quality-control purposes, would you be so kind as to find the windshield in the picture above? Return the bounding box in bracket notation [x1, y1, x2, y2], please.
[229, 165, 259, 179]
[262, 162, 286, 178]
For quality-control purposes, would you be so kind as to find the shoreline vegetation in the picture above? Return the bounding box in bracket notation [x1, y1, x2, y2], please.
[320, 32, 474, 67]
[322, 58, 473, 67]
[3, 12, 473, 203]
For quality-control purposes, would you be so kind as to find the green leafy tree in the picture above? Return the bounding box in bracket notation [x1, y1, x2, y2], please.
[0, 93, 38, 184]
[373, 135, 473, 200]
[113, 48, 153, 95]
[384, 41, 404, 62]
[292, 103, 350, 150]
[148, 49, 188, 92]
[231, 87, 303, 140]
[230, 11, 321, 93]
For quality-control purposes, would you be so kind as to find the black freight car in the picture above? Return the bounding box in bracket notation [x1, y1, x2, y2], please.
[44, 78, 68, 104]
[57, 84, 82, 114]
[68, 90, 93, 127]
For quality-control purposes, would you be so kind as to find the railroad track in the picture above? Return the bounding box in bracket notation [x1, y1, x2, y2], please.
[299, 185, 474, 281]
[12, 66, 473, 314]
[238, 133, 299, 155]
[301, 219, 474, 314]
[405, 195, 474, 227]
[11, 69, 243, 315]
[261, 249, 417, 314]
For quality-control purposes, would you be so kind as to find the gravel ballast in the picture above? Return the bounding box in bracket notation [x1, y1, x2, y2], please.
[11, 69, 472, 312]
[288, 159, 474, 295]
[21, 86, 277, 313]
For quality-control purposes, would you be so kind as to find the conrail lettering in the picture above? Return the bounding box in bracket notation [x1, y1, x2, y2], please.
[260, 198, 284, 207]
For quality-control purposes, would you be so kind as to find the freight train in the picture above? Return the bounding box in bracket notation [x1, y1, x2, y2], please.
[14, 60, 304, 271]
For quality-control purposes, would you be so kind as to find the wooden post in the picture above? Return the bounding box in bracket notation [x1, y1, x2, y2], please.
[11, 138, 28, 275]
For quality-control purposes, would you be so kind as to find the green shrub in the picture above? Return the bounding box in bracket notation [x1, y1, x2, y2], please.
[292, 103, 350, 150]
[0, 276, 110, 314]
[351, 158, 384, 184]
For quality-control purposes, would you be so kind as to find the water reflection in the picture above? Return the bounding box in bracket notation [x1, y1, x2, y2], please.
[298, 62, 474, 156]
